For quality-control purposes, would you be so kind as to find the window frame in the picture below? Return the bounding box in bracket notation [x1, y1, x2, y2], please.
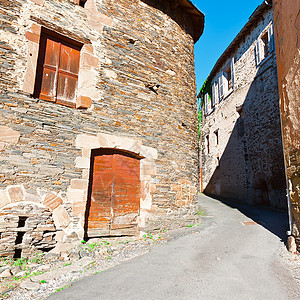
[255, 23, 275, 66]
[215, 57, 235, 103]
[34, 28, 83, 108]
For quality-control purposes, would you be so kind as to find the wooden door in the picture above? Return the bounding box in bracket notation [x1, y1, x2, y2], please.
[87, 150, 141, 237]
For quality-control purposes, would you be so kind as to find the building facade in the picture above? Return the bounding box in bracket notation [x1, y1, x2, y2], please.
[200, 2, 286, 209]
[0, 0, 204, 257]
[273, 0, 300, 251]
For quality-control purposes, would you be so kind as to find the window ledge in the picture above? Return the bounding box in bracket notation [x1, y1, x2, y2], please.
[257, 52, 274, 67]
[219, 88, 234, 103]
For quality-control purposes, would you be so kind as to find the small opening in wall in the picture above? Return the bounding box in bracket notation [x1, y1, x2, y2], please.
[13, 249, 22, 259]
[18, 217, 28, 228]
[129, 38, 137, 45]
[15, 232, 25, 245]
[79, 0, 87, 8]
[214, 130, 219, 145]
[41, 247, 54, 253]
[206, 135, 210, 154]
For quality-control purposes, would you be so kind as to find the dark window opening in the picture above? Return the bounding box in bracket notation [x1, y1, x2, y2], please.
[214, 130, 219, 145]
[18, 216, 27, 228]
[15, 232, 25, 245]
[206, 135, 210, 154]
[79, 0, 87, 8]
[261, 32, 269, 58]
[13, 249, 22, 259]
[217, 157, 220, 168]
[224, 65, 232, 90]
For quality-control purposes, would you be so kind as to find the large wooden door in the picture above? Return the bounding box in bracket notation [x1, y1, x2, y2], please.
[87, 150, 141, 237]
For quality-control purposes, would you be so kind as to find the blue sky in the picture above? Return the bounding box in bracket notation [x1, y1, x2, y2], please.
[193, 0, 263, 92]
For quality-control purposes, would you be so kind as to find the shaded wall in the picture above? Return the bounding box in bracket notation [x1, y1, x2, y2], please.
[201, 8, 286, 209]
[273, 0, 300, 250]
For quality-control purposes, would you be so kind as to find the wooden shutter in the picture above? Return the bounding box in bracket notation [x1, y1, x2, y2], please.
[39, 37, 60, 102]
[56, 44, 80, 106]
[204, 93, 209, 114]
[37, 32, 81, 107]
[230, 58, 235, 89]
[219, 74, 224, 99]
[211, 82, 216, 107]
[255, 40, 261, 66]
[268, 25, 275, 53]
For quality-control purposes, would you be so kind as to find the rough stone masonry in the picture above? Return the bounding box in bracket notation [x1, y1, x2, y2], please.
[0, 0, 204, 257]
[200, 4, 286, 210]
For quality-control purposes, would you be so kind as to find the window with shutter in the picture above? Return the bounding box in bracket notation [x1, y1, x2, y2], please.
[268, 25, 275, 53]
[34, 30, 82, 107]
[230, 58, 234, 89]
[211, 82, 216, 107]
[261, 31, 269, 58]
[204, 93, 209, 114]
[255, 40, 261, 66]
[219, 75, 224, 100]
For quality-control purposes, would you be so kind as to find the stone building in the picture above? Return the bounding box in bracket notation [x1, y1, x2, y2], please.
[199, 2, 286, 209]
[273, 0, 300, 251]
[0, 0, 204, 257]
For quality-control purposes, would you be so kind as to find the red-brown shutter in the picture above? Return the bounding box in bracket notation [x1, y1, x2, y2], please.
[38, 33, 80, 106]
[39, 37, 60, 102]
[56, 44, 80, 106]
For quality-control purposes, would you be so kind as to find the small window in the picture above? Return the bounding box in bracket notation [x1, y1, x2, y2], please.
[218, 58, 234, 100]
[224, 64, 232, 90]
[206, 135, 210, 154]
[34, 30, 82, 107]
[214, 130, 219, 145]
[79, 0, 87, 7]
[255, 24, 275, 66]
[261, 32, 270, 58]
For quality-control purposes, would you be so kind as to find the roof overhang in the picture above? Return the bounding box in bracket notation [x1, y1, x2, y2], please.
[142, 0, 204, 43]
[178, 0, 205, 43]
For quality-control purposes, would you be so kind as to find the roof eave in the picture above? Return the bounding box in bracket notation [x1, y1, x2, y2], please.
[199, 1, 272, 95]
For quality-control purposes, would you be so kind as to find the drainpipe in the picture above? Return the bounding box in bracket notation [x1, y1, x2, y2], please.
[286, 174, 293, 236]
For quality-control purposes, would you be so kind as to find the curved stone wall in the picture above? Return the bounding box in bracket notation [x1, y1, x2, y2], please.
[0, 0, 200, 252]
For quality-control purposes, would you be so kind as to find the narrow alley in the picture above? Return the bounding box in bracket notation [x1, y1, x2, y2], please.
[49, 194, 300, 300]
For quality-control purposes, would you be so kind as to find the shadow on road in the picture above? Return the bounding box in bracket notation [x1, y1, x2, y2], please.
[208, 195, 289, 243]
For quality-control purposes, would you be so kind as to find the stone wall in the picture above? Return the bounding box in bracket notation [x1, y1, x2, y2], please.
[201, 8, 286, 209]
[0, 0, 201, 256]
[0, 0, 202, 255]
[273, 0, 300, 251]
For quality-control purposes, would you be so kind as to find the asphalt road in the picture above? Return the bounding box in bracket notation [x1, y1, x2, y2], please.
[49, 194, 299, 300]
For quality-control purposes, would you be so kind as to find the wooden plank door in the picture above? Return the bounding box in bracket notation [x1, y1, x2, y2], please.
[110, 153, 140, 236]
[87, 150, 140, 237]
[87, 154, 113, 237]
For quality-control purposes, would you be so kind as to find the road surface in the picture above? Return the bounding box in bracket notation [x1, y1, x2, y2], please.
[49, 194, 299, 299]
